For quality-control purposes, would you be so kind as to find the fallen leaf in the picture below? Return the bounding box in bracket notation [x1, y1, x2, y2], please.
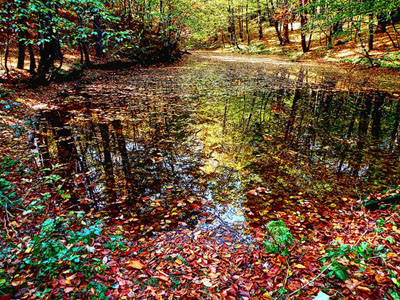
[294, 264, 306, 269]
[202, 278, 212, 287]
[127, 259, 145, 269]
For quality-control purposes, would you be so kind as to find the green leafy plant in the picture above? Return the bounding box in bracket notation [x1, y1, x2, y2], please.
[263, 220, 294, 256]
[321, 241, 388, 281]
[14, 211, 115, 298]
[0, 157, 23, 212]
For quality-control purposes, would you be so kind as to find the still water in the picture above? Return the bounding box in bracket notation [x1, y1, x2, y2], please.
[34, 53, 400, 237]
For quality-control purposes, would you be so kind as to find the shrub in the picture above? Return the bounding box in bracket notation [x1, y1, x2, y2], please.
[263, 220, 294, 256]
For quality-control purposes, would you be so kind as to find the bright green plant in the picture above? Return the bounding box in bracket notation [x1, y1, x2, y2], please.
[263, 220, 294, 256]
[0, 157, 23, 212]
[14, 211, 123, 298]
[321, 241, 388, 281]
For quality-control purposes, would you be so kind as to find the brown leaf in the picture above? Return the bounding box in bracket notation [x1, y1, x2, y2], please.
[357, 286, 372, 294]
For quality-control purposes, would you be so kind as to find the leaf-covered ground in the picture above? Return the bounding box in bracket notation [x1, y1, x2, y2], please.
[1, 54, 400, 300]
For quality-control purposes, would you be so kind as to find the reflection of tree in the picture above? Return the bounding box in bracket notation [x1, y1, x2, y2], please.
[196, 67, 400, 206]
[36, 92, 202, 220]
[99, 123, 117, 202]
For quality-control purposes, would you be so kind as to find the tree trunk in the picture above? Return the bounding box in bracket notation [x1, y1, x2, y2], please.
[238, 7, 244, 41]
[257, 0, 263, 39]
[376, 14, 387, 33]
[78, 13, 91, 65]
[28, 44, 36, 74]
[300, 0, 311, 53]
[93, 14, 106, 58]
[3, 4, 11, 77]
[368, 14, 374, 51]
[37, 0, 61, 82]
[17, 0, 29, 69]
[17, 23, 27, 69]
[99, 123, 117, 202]
[246, 1, 250, 45]
[273, 21, 284, 45]
[282, 21, 289, 45]
[269, 0, 283, 45]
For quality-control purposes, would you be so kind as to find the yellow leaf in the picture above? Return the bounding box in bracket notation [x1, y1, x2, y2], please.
[263, 291, 272, 299]
[175, 259, 183, 265]
[294, 264, 306, 269]
[65, 274, 76, 285]
[209, 273, 220, 279]
[127, 259, 145, 270]
[25, 248, 32, 254]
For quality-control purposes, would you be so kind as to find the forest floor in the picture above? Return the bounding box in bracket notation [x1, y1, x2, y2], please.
[1, 51, 400, 300]
[203, 22, 400, 71]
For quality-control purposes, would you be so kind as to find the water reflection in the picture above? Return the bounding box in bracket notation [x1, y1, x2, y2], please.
[34, 53, 400, 235]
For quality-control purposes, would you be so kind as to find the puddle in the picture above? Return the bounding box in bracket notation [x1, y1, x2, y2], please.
[32, 53, 400, 241]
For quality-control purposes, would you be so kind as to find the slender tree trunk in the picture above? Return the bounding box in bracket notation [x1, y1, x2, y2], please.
[269, 0, 283, 45]
[376, 14, 387, 33]
[4, 4, 11, 77]
[17, 0, 30, 70]
[93, 14, 106, 58]
[228, 2, 239, 47]
[17, 12, 27, 70]
[300, 0, 311, 52]
[78, 13, 90, 65]
[391, 99, 400, 144]
[37, 0, 61, 82]
[257, 0, 263, 39]
[368, 14, 374, 51]
[238, 7, 244, 41]
[246, 1, 250, 45]
[28, 44, 36, 74]
[285, 68, 305, 141]
[282, 21, 289, 45]
[99, 123, 117, 202]
[371, 95, 384, 139]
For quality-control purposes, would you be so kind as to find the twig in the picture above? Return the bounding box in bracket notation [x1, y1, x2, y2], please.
[4, 203, 19, 238]
[284, 226, 370, 299]
[353, 226, 369, 247]
[285, 261, 333, 299]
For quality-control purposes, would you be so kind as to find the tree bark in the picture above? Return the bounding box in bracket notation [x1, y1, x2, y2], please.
[37, 0, 61, 82]
[300, 0, 311, 52]
[282, 21, 289, 45]
[368, 14, 374, 51]
[257, 0, 263, 39]
[93, 14, 106, 58]
[3, 3, 11, 77]
[246, 1, 250, 45]
[28, 44, 36, 74]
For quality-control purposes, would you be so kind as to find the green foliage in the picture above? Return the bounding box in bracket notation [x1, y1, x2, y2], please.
[9, 211, 123, 298]
[263, 220, 294, 256]
[0, 157, 23, 210]
[23, 213, 104, 280]
[321, 241, 388, 281]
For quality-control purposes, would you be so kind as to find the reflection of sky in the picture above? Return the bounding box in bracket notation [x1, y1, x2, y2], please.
[37, 54, 400, 241]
